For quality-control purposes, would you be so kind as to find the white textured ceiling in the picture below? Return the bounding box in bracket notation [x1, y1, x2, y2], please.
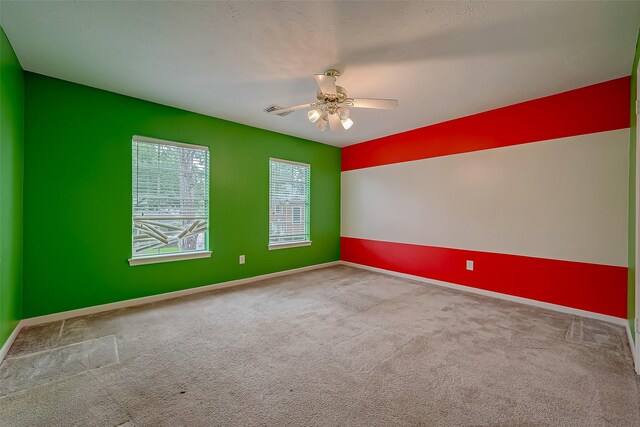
[1, 1, 639, 147]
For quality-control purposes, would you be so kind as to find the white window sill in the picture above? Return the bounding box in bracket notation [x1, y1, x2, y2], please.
[129, 251, 212, 266]
[268, 241, 312, 250]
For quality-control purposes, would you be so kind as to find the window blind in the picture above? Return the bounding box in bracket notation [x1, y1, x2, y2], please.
[269, 158, 310, 245]
[132, 136, 210, 258]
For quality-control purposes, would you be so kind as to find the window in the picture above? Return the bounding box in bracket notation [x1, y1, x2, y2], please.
[269, 158, 311, 249]
[130, 136, 210, 265]
[292, 206, 303, 224]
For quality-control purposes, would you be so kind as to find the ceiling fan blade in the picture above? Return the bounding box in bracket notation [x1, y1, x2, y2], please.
[268, 103, 318, 115]
[327, 112, 343, 132]
[348, 98, 398, 109]
[315, 74, 337, 95]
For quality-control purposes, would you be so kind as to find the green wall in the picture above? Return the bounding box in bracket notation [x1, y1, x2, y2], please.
[0, 28, 24, 347]
[629, 28, 640, 342]
[23, 73, 340, 318]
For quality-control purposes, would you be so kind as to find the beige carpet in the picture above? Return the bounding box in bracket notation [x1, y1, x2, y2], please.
[1, 265, 639, 426]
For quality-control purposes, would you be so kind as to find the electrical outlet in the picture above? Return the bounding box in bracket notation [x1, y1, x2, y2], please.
[466, 260, 474, 271]
[239, 255, 245, 264]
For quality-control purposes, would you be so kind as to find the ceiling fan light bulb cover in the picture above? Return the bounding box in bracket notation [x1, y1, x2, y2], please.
[316, 118, 327, 131]
[337, 107, 350, 120]
[307, 109, 322, 123]
[341, 117, 354, 130]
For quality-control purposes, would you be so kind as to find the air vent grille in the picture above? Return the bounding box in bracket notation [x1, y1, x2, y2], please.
[264, 105, 293, 117]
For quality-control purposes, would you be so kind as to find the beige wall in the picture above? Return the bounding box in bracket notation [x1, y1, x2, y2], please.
[342, 129, 629, 266]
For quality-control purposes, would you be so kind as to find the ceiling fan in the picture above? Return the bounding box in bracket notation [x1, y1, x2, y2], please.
[266, 69, 399, 132]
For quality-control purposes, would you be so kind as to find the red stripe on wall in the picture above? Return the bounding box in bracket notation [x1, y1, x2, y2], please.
[342, 76, 631, 171]
[341, 237, 627, 318]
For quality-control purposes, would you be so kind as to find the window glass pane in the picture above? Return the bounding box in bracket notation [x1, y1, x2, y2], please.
[292, 206, 302, 224]
[269, 159, 310, 245]
[132, 138, 210, 258]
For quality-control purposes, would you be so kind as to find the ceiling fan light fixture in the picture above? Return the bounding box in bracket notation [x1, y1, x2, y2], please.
[341, 117, 354, 130]
[307, 109, 322, 123]
[336, 107, 350, 120]
[266, 69, 397, 133]
[315, 117, 328, 131]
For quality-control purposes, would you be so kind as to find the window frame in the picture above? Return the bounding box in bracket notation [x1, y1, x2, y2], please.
[268, 157, 312, 250]
[129, 135, 212, 266]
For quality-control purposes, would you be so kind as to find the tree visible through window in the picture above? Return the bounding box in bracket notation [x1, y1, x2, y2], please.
[269, 158, 310, 246]
[132, 136, 210, 259]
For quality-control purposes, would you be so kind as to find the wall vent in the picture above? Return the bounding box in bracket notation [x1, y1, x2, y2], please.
[264, 105, 293, 117]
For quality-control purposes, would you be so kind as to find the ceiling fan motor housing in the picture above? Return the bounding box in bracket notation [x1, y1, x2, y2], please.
[317, 85, 348, 105]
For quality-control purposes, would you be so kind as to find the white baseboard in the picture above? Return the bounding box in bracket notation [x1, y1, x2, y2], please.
[0, 321, 23, 363]
[340, 261, 629, 327]
[0, 261, 339, 363]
